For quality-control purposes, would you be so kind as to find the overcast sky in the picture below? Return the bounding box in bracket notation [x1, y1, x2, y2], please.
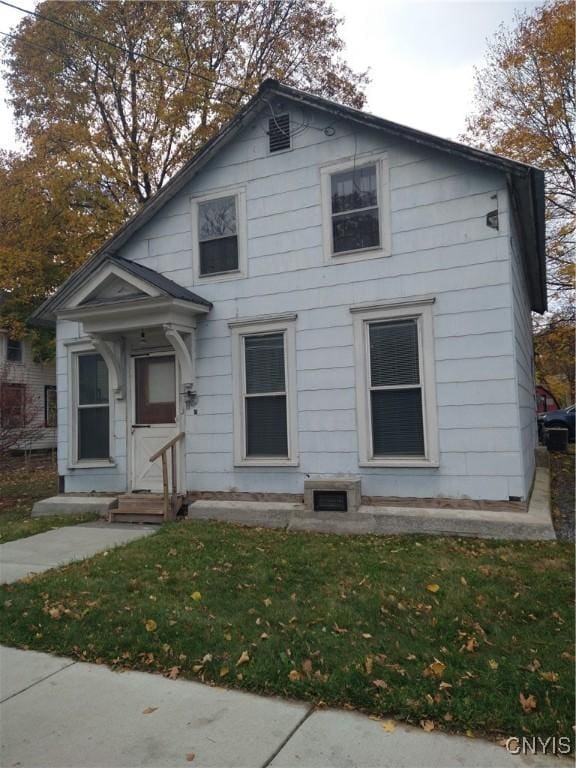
[0, 0, 538, 151]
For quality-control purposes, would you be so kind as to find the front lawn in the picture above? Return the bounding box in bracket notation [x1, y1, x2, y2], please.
[0, 521, 573, 741]
[0, 462, 97, 543]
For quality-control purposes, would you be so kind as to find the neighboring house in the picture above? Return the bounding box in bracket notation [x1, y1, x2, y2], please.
[536, 385, 559, 415]
[31, 80, 546, 507]
[0, 329, 57, 453]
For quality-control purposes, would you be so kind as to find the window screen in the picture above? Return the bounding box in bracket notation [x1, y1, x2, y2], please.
[198, 196, 238, 275]
[331, 164, 380, 254]
[77, 353, 109, 460]
[368, 319, 425, 456]
[244, 333, 288, 456]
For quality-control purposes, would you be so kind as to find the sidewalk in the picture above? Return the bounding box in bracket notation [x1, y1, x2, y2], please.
[0, 522, 155, 584]
[0, 646, 562, 768]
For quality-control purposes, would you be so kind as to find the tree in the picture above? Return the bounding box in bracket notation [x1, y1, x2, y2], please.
[0, 1, 368, 352]
[3, 0, 367, 214]
[534, 312, 575, 406]
[464, 0, 575, 306]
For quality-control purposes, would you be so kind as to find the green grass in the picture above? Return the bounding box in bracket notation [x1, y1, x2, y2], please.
[0, 463, 97, 543]
[0, 521, 573, 741]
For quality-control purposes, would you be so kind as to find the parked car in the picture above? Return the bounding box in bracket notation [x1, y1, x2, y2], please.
[538, 405, 575, 442]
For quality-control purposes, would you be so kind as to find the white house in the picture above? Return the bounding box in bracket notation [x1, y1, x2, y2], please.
[0, 326, 57, 453]
[31, 80, 546, 515]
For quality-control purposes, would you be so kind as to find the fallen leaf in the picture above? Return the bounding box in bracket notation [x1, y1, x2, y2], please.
[372, 679, 388, 689]
[167, 666, 180, 680]
[224, 632, 232, 641]
[260, 633, 270, 640]
[288, 669, 302, 682]
[488, 659, 499, 670]
[219, 667, 229, 678]
[426, 584, 440, 593]
[420, 719, 435, 732]
[145, 619, 158, 632]
[466, 730, 475, 738]
[423, 660, 446, 678]
[190, 591, 202, 602]
[519, 692, 537, 713]
[142, 707, 158, 715]
[540, 671, 559, 682]
[527, 659, 541, 672]
[439, 681, 452, 690]
[381, 720, 396, 733]
[201, 654, 213, 664]
[361, 633, 373, 639]
[302, 659, 313, 675]
[236, 650, 250, 666]
[185, 753, 195, 762]
[365, 656, 374, 674]
[263, 597, 272, 607]
[464, 637, 478, 653]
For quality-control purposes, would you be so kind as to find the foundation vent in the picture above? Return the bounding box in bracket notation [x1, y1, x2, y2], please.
[313, 489, 348, 513]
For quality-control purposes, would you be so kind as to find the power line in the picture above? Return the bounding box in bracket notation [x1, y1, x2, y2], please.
[0, 0, 251, 104]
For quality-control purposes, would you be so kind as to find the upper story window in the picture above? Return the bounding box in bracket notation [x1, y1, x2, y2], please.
[198, 195, 238, 276]
[192, 187, 247, 282]
[6, 338, 22, 362]
[331, 164, 379, 253]
[321, 152, 391, 264]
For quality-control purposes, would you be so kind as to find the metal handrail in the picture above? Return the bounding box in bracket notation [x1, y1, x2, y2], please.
[149, 431, 185, 520]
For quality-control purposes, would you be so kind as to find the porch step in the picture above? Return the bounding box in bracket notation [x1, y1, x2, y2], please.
[110, 493, 184, 524]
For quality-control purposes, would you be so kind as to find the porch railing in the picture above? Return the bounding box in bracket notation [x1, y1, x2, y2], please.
[149, 431, 185, 520]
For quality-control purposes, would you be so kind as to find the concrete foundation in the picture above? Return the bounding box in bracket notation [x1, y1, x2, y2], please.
[187, 468, 555, 541]
[304, 476, 361, 513]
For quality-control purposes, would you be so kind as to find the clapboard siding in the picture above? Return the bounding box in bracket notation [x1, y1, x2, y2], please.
[510, 218, 537, 498]
[56, 102, 537, 501]
[1, 333, 56, 451]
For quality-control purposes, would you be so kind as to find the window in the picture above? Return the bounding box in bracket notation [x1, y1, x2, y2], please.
[76, 352, 109, 460]
[198, 195, 238, 276]
[192, 188, 247, 281]
[6, 338, 22, 362]
[0, 383, 25, 427]
[230, 314, 298, 466]
[321, 153, 390, 263]
[135, 355, 176, 424]
[268, 113, 291, 153]
[352, 298, 438, 467]
[45, 385, 57, 428]
[331, 165, 379, 253]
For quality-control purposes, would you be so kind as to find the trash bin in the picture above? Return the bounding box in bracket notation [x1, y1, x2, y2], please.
[545, 427, 569, 453]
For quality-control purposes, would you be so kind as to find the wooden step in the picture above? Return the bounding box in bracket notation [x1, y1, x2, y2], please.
[110, 493, 184, 523]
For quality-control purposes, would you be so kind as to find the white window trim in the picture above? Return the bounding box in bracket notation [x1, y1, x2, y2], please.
[351, 298, 439, 468]
[230, 315, 298, 467]
[191, 185, 248, 284]
[321, 151, 391, 265]
[66, 339, 115, 468]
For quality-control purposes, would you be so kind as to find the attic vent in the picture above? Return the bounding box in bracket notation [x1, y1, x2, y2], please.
[268, 113, 290, 152]
[313, 490, 348, 513]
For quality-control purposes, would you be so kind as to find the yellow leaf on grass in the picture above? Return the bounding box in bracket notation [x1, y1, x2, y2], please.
[263, 597, 272, 607]
[288, 670, 302, 682]
[488, 659, 499, 670]
[167, 666, 180, 680]
[426, 584, 440, 593]
[145, 619, 157, 632]
[519, 692, 537, 713]
[381, 720, 396, 733]
[365, 656, 374, 674]
[420, 720, 435, 732]
[423, 659, 446, 678]
[236, 650, 250, 666]
[540, 671, 559, 682]
[190, 591, 202, 602]
[219, 667, 230, 678]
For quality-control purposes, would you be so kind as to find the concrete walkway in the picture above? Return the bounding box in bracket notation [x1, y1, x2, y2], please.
[0, 522, 155, 584]
[0, 646, 563, 768]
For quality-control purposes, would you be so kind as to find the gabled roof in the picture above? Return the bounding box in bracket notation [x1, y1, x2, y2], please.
[107, 256, 212, 307]
[31, 79, 546, 325]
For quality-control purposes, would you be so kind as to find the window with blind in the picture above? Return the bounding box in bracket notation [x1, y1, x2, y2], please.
[244, 334, 288, 457]
[352, 299, 438, 466]
[230, 315, 298, 466]
[369, 320, 424, 456]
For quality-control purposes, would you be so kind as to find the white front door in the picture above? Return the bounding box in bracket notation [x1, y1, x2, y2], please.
[130, 353, 180, 492]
